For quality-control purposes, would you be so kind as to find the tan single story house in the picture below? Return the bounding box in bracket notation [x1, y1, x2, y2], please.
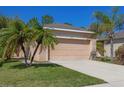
[97, 31, 124, 57]
[18, 24, 96, 61]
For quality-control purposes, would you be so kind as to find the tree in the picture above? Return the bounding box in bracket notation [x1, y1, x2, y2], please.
[0, 16, 10, 29]
[0, 17, 35, 66]
[64, 22, 72, 26]
[42, 15, 54, 25]
[89, 23, 100, 34]
[93, 7, 124, 62]
[28, 18, 58, 65]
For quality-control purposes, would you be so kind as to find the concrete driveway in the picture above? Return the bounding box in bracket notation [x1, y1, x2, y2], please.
[51, 60, 124, 87]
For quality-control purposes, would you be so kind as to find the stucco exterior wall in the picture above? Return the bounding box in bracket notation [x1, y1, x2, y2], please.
[90, 39, 96, 52]
[30, 46, 48, 61]
[104, 38, 124, 57]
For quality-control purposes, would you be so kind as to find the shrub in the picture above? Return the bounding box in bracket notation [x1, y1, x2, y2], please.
[96, 41, 105, 56]
[115, 44, 124, 65]
[0, 58, 5, 67]
[96, 56, 111, 62]
[100, 56, 111, 62]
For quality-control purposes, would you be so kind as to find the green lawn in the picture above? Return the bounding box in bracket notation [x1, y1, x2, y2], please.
[0, 60, 105, 87]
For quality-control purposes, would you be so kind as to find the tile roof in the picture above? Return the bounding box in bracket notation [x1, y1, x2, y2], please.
[97, 31, 124, 40]
[44, 23, 87, 31]
[115, 31, 124, 39]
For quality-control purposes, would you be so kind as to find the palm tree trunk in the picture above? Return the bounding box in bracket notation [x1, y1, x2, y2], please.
[21, 44, 28, 66]
[30, 43, 40, 65]
[110, 38, 114, 63]
[48, 46, 50, 61]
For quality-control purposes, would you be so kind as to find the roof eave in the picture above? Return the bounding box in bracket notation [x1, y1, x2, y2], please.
[56, 36, 91, 40]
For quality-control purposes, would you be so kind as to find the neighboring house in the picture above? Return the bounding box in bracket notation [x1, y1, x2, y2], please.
[17, 24, 96, 61]
[97, 31, 124, 57]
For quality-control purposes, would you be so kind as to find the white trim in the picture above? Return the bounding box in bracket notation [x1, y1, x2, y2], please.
[56, 36, 90, 40]
[43, 27, 94, 34]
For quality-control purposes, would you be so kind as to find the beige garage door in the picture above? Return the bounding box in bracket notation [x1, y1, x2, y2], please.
[50, 39, 90, 61]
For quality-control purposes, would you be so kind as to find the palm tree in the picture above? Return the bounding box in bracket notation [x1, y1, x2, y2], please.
[93, 7, 124, 62]
[64, 22, 73, 26]
[0, 17, 35, 65]
[28, 18, 58, 65]
[0, 16, 10, 58]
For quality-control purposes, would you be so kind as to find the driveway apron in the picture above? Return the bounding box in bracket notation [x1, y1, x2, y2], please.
[51, 60, 124, 86]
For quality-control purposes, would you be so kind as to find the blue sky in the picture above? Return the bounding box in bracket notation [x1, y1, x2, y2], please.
[0, 6, 124, 28]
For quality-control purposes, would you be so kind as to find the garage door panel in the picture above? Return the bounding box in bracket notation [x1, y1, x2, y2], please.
[50, 51, 89, 56]
[54, 44, 88, 49]
[51, 56, 89, 60]
[51, 52, 89, 56]
[59, 39, 90, 44]
[51, 49, 89, 52]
